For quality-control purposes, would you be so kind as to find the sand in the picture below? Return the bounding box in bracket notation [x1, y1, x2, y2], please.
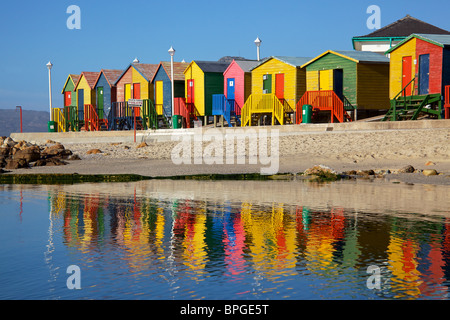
[4, 126, 450, 185]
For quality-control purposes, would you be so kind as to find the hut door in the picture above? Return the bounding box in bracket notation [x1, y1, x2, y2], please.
[275, 73, 284, 101]
[418, 54, 430, 95]
[319, 70, 333, 91]
[97, 87, 104, 118]
[77, 89, 84, 120]
[133, 83, 141, 99]
[402, 56, 412, 96]
[187, 79, 195, 104]
[64, 92, 71, 107]
[333, 69, 344, 100]
[263, 74, 272, 94]
[227, 78, 235, 100]
[125, 84, 132, 102]
[155, 81, 164, 115]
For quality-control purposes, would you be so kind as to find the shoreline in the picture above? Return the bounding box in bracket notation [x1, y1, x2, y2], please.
[2, 123, 450, 185]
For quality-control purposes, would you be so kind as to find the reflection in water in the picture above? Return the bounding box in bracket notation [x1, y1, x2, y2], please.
[2, 180, 450, 300]
[38, 180, 450, 300]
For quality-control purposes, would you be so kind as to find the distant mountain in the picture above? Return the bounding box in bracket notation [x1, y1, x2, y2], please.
[218, 56, 255, 63]
[0, 109, 49, 137]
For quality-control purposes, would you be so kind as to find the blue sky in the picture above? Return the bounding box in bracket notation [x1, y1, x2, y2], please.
[1, 0, 449, 112]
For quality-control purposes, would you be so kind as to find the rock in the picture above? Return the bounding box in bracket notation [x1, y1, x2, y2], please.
[45, 158, 68, 166]
[136, 142, 148, 148]
[357, 169, 375, 176]
[425, 161, 436, 166]
[13, 146, 41, 162]
[5, 158, 28, 169]
[304, 165, 337, 176]
[42, 143, 65, 156]
[0, 146, 10, 157]
[86, 149, 102, 154]
[398, 165, 415, 173]
[68, 154, 81, 160]
[3, 137, 16, 147]
[423, 169, 438, 176]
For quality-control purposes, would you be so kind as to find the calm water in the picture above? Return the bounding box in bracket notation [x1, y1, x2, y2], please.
[1, 179, 450, 300]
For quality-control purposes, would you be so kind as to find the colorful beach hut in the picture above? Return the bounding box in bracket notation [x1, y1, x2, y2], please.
[241, 56, 310, 126]
[111, 62, 159, 130]
[93, 69, 122, 120]
[299, 50, 390, 122]
[151, 61, 188, 118]
[115, 62, 159, 102]
[183, 60, 230, 123]
[212, 59, 260, 127]
[62, 74, 79, 109]
[74, 71, 100, 130]
[383, 33, 450, 120]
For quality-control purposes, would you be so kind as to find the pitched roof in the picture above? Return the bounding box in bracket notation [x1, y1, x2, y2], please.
[75, 72, 100, 90]
[386, 33, 450, 54]
[301, 50, 389, 68]
[194, 61, 230, 73]
[234, 60, 261, 72]
[61, 74, 80, 93]
[356, 15, 450, 38]
[154, 61, 189, 81]
[132, 63, 159, 81]
[251, 56, 312, 71]
[94, 69, 123, 88]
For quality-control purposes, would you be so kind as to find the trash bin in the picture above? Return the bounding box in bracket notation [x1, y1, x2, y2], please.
[302, 105, 313, 124]
[48, 121, 57, 132]
[172, 115, 182, 129]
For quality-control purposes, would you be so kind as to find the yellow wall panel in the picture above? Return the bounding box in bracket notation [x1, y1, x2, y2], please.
[184, 62, 205, 115]
[251, 58, 300, 108]
[389, 38, 416, 98]
[77, 76, 95, 105]
[306, 70, 319, 91]
[357, 63, 390, 109]
[132, 68, 149, 100]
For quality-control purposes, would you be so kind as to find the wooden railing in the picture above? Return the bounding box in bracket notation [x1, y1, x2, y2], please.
[174, 97, 199, 128]
[241, 93, 285, 127]
[84, 104, 99, 131]
[296, 90, 346, 124]
[52, 108, 66, 132]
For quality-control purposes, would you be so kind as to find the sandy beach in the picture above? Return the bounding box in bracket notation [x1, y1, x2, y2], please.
[4, 125, 450, 185]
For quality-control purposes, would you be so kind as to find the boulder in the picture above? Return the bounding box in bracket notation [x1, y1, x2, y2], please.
[398, 165, 415, 173]
[423, 169, 438, 176]
[136, 142, 148, 148]
[86, 149, 102, 154]
[13, 146, 41, 162]
[5, 158, 28, 169]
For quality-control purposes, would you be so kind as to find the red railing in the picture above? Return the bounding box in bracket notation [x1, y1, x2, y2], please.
[84, 104, 99, 131]
[445, 85, 450, 119]
[296, 90, 345, 124]
[174, 98, 199, 128]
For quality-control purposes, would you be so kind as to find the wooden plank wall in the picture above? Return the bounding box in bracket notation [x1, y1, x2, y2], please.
[389, 38, 416, 99]
[184, 62, 205, 115]
[416, 38, 443, 95]
[357, 63, 390, 110]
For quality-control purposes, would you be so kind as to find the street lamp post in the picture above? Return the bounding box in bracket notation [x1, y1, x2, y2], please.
[254, 37, 262, 61]
[46, 61, 53, 122]
[168, 46, 175, 128]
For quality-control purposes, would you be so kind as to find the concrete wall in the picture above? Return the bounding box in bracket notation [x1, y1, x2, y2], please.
[10, 119, 450, 145]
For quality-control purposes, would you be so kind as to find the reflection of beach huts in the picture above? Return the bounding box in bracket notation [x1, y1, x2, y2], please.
[152, 61, 188, 118]
[298, 50, 390, 123]
[383, 34, 450, 121]
[183, 60, 230, 123]
[212, 59, 260, 127]
[74, 71, 100, 130]
[241, 56, 310, 126]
